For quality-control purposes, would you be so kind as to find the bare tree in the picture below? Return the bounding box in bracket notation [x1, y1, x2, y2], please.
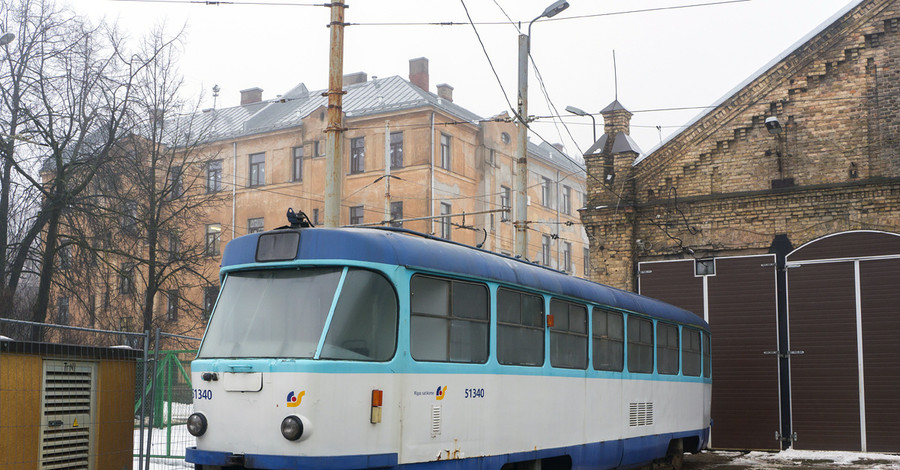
[0, 0, 145, 339]
[82, 25, 224, 337]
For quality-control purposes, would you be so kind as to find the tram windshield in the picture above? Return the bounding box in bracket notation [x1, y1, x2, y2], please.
[198, 267, 398, 361]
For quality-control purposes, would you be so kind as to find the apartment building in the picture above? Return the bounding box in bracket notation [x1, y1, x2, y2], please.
[49, 58, 589, 338]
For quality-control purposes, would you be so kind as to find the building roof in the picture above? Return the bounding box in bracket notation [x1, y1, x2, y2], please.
[192, 75, 484, 143]
[638, 0, 867, 164]
[527, 140, 585, 177]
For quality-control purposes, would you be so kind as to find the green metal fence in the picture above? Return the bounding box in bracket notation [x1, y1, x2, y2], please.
[135, 348, 197, 464]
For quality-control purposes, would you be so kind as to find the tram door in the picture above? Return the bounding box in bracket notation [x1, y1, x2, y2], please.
[639, 255, 781, 451]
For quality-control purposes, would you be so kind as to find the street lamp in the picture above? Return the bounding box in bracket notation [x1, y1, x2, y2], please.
[0, 32, 14, 47]
[565, 105, 597, 144]
[515, 0, 569, 259]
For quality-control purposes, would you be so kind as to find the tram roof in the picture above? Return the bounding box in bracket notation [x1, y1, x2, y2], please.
[221, 227, 708, 329]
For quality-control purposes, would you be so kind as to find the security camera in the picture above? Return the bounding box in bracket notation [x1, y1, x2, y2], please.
[765, 116, 782, 135]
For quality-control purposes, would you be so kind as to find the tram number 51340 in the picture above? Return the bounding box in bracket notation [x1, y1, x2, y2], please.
[464, 388, 485, 399]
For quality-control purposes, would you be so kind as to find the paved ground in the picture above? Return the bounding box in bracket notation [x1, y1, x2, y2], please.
[683, 450, 900, 469]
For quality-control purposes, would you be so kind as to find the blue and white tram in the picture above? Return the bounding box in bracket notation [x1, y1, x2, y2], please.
[186, 220, 711, 470]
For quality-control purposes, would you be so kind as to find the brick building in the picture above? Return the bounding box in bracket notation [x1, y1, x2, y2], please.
[581, 0, 900, 453]
[50, 58, 589, 341]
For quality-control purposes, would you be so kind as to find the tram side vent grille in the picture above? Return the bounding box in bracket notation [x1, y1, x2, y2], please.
[628, 402, 654, 427]
[431, 405, 441, 438]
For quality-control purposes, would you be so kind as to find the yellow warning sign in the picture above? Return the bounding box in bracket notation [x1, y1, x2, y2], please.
[73, 418, 79, 427]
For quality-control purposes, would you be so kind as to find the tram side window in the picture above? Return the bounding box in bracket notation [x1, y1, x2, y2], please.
[549, 300, 587, 369]
[627, 316, 653, 373]
[702, 332, 711, 378]
[320, 269, 398, 361]
[682, 328, 702, 377]
[657, 322, 679, 375]
[592, 309, 624, 372]
[497, 288, 544, 366]
[410, 275, 489, 363]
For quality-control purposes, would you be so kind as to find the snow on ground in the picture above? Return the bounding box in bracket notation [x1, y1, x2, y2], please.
[725, 448, 900, 468]
[133, 422, 196, 470]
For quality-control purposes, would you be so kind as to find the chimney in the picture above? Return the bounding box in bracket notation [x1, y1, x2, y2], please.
[551, 143, 564, 153]
[436, 83, 454, 102]
[409, 57, 429, 92]
[343, 72, 368, 86]
[240, 87, 263, 105]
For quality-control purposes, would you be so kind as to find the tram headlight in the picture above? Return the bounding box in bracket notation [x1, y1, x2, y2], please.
[187, 413, 208, 437]
[281, 415, 304, 441]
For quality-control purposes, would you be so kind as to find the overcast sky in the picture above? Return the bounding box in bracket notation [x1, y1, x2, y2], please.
[66, 0, 855, 159]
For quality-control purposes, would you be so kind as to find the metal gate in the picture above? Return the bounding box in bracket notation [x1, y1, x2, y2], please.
[786, 231, 900, 452]
[639, 254, 781, 451]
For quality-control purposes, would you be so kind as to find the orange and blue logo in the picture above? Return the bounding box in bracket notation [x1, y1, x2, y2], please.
[435, 386, 447, 400]
[287, 390, 305, 407]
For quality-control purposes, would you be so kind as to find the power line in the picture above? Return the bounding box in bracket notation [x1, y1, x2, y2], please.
[349, 0, 754, 26]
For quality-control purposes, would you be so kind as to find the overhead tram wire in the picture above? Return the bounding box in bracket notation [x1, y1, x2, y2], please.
[348, 0, 754, 26]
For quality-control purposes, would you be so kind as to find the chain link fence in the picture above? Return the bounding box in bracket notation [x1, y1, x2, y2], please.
[0, 318, 200, 470]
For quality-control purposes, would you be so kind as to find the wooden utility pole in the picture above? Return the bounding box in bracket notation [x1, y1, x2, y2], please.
[324, 0, 347, 227]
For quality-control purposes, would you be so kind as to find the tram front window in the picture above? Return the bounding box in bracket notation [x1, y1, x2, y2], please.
[198, 267, 398, 360]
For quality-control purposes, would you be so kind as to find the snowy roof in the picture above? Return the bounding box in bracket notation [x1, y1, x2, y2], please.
[638, 0, 867, 164]
[527, 140, 585, 176]
[194, 75, 484, 143]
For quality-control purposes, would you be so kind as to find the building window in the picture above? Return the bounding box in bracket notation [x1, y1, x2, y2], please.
[440, 202, 451, 240]
[500, 186, 511, 222]
[593, 309, 624, 371]
[58, 245, 71, 269]
[487, 148, 495, 165]
[169, 165, 183, 199]
[119, 263, 135, 295]
[167, 233, 180, 261]
[122, 201, 138, 234]
[541, 176, 553, 207]
[561, 185, 572, 215]
[497, 288, 544, 366]
[57, 296, 69, 325]
[292, 146, 304, 182]
[350, 137, 365, 174]
[549, 299, 588, 369]
[657, 322, 679, 375]
[584, 248, 590, 276]
[350, 205, 364, 225]
[562, 241, 572, 273]
[390, 132, 403, 169]
[439, 133, 451, 170]
[627, 316, 654, 373]
[541, 234, 551, 266]
[203, 285, 219, 321]
[313, 208, 320, 225]
[166, 291, 179, 322]
[205, 223, 222, 256]
[314, 140, 323, 158]
[501, 131, 511, 144]
[390, 201, 403, 227]
[206, 159, 222, 193]
[248, 217, 264, 234]
[409, 275, 489, 363]
[249, 152, 265, 187]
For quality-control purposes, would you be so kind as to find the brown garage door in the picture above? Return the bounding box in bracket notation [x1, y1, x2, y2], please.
[786, 231, 900, 452]
[639, 255, 780, 451]
[860, 258, 900, 452]
[786, 261, 860, 451]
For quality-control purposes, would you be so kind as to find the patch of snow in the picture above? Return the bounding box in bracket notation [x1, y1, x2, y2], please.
[732, 448, 900, 468]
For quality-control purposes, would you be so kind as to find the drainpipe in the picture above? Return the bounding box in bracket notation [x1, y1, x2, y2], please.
[231, 142, 237, 240]
[556, 169, 561, 270]
[430, 111, 435, 234]
[384, 121, 391, 224]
